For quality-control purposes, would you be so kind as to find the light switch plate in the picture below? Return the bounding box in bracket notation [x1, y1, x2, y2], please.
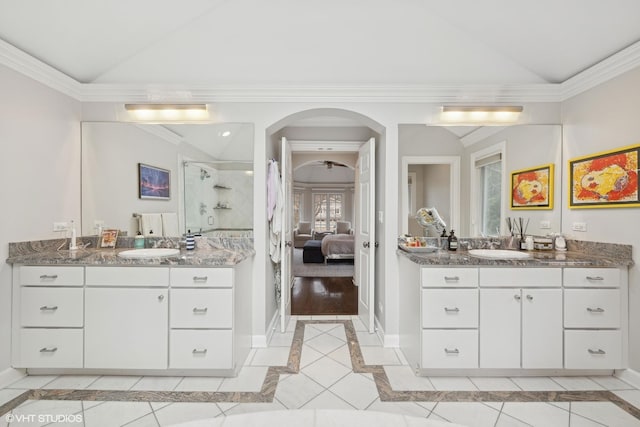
[53, 222, 68, 232]
[572, 222, 587, 232]
[540, 220, 551, 229]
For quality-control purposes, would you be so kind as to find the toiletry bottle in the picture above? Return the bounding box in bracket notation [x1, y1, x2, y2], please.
[440, 229, 448, 250]
[69, 220, 78, 250]
[185, 230, 195, 251]
[448, 230, 458, 251]
[525, 235, 534, 251]
[134, 232, 145, 249]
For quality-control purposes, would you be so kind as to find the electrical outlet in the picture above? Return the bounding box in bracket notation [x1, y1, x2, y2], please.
[53, 222, 68, 232]
[572, 222, 587, 232]
[540, 220, 551, 229]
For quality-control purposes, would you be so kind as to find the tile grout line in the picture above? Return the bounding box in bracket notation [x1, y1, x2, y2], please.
[1, 319, 640, 421]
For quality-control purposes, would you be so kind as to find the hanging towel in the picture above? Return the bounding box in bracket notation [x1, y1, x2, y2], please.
[140, 213, 163, 237]
[161, 212, 180, 237]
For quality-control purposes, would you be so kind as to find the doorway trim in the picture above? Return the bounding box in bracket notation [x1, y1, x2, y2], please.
[401, 156, 461, 235]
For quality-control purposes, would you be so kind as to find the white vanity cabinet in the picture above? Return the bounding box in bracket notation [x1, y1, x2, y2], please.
[479, 268, 562, 369]
[398, 256, 627, 375]
[12, 260, 253, 376]
[12, 266, 84, 368]
[563, 268, 624, 369]
[169, 267, 237, 370]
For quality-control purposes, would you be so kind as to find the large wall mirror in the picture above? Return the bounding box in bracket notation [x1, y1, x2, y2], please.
[399, 124, 562, 238]
[81, 122, 254, 237]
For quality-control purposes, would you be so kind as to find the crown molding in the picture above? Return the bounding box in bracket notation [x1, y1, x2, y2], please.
[0, 38, 82, 99]
[2, 36, 639, 104]
[77, 83, 562, 103]
[560, 40, 640, 101]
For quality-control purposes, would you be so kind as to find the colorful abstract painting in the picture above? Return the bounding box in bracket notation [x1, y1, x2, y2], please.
[569, 144, 639, 208]
[511, 164, 553, 210]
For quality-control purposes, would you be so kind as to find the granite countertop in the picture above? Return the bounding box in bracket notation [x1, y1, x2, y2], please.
[6, 236, 255, 267]
[397, 237, 633, 267]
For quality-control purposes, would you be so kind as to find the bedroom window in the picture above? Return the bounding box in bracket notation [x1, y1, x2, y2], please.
[313, 193, 343, 232]
[293, 191, 303, 226]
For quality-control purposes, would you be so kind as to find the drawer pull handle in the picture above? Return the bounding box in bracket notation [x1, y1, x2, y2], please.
[39, 347, 58, 353]
[444, 307, 460, 313]
[193, 307, 208, 314]
[158, 295, 165, 301]
[444, 276, 460, 281]
[587, 307, 605, 313]
[526, 295, 533, 301]
[586, 276, 604, 281]
[39, 306, 59, 311]
[588, 348, 606, 355]
[39, 275, 58, 280]
[192, 349, 208, 354]
[193, 276, 208, 282]
[444, 348, 459, 355]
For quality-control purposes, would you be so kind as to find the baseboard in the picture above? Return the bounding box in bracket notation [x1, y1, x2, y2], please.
[252, 310, 279, 348]
[0, 367, 25, 388]
[374, 316, 399, 348]
[615, 368, 640, 389]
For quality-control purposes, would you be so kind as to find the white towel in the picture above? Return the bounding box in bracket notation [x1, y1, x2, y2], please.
[161, 212, 180, 237]
[140, 213, 163, 237]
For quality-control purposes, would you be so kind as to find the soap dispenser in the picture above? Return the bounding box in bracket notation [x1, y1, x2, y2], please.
[448, 230, 458, 251]
[134, 232, 145, 249]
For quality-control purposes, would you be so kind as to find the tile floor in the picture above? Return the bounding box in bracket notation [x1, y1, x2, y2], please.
[1, 315, 639, 426]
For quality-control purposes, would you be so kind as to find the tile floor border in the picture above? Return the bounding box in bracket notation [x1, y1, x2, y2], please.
[1, 319, 639, 421]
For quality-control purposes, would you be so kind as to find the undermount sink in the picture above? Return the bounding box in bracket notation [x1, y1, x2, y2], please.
[117, 248, 180, 259]
[468, 249, 531, 259]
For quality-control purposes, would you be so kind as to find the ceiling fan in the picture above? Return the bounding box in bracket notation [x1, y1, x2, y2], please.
[323, 160, 348, 169]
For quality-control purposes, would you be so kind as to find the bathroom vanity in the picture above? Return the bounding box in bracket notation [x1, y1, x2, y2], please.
[8, 239, 254, 376]
[398, 243, 632, 376]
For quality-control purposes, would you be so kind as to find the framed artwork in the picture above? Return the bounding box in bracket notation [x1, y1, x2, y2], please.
[569, 144, 639, 209]
[100, 229, 119, 248]
[138, 163, 170, 200]
[510, 163, 554, 210]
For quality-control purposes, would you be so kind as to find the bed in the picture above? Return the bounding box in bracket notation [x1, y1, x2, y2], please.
[321, 233, 355, 260]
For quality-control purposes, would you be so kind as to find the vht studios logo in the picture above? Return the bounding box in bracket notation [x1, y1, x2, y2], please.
[5, 413, 83, 423]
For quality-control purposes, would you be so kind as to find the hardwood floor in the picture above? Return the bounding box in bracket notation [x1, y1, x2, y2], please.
[291, 276, 357, 315]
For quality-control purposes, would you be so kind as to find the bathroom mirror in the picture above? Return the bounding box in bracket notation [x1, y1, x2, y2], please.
[399, 124, 562, 238]
[81, 122, 254, 237]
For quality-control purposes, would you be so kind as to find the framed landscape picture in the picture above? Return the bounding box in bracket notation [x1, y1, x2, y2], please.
[569, 144, 639, 208]
[138, 163, 170, 200]
[510, 163, 553, 210]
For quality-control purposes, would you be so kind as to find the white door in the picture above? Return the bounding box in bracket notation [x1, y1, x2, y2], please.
[356, 138, 376, 333]
[522, 289, 562, 368]
[479, 289, 520, 368]
[280, 137, 293, 332]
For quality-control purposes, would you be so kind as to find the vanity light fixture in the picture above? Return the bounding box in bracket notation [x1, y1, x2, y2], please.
[439, 105, 523, 125]
[124, 104, 209, 121]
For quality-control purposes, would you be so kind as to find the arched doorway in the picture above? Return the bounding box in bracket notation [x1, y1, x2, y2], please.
[266, 108, 384, 333]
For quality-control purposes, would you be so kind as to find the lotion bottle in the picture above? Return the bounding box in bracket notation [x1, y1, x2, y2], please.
[448, 230, 458, 251]
[69, 220, 78, 250]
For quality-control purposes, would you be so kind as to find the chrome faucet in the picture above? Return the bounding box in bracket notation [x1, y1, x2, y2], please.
[489, 239, 501, 250]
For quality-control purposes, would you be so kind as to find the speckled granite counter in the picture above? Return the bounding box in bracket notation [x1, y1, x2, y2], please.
[6, 236, 255, 266]
[397, 238, 633, 267]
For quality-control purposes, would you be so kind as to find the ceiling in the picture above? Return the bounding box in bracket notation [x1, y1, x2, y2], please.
[1, 0, 640, 89]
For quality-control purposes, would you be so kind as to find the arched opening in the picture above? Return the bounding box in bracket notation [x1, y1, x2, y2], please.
[266, 108, 384, 332]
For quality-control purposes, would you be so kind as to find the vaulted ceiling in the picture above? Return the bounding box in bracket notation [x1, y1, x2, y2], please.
[1, 0, 640, 89]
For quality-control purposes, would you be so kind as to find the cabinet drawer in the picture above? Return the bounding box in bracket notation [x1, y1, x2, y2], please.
[422, 289, 478, 328]
[20, 266, 83, 287]
[421, 268, 478, 288]
[421, 330, 478, 369]
[17, 329, 83, 368]
[564, 289, 620, 328]
[169, 330, 233, 369]
[86, 266, 169, 287]
[565, 330, 622, 369]
[479, 268, 561, 287]
[20, 288, 84, 327]
[170, 268, 233, 288]
[170, 289, 233, 328]
[563, 268, 620, 288]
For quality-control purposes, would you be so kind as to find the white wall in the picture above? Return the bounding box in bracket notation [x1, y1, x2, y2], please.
[561, 67, 640, 370]
[0, 64, 81, 376]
